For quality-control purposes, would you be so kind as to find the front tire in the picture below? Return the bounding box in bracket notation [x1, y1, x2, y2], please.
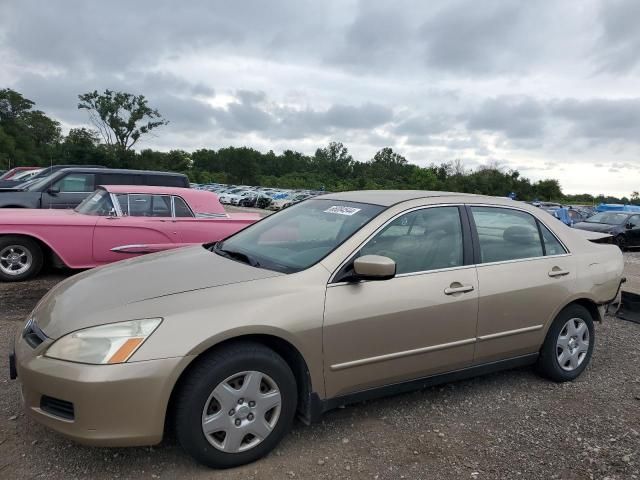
[0, 236, 44, 282]
[175, 342, 297, 469]
[536, 304, 594, 382]
[615, 234, 628, 251]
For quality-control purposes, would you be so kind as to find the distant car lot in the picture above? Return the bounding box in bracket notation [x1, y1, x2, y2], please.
[0, 231, 638, 479]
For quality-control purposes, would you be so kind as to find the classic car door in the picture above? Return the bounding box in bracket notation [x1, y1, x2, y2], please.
[41, 173, 96, 209]
[92, 193, 179, 263]
[468, 206, 576, 364]
[625, 214, 640, 247]
[322, 206, 478, 399]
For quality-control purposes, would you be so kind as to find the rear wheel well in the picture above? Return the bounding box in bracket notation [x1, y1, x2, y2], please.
[567, 298, 601, 323]
[165, 335, 314, 437]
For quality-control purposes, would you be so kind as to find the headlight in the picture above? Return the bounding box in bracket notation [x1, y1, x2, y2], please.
[45, 318, 162, 365]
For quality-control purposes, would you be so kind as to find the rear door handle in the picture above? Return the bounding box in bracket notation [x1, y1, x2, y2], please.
[444, 285, 475, 295]
[548, 269, 570, 277]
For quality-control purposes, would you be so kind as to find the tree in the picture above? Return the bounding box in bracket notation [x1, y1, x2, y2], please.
[78, 89, 168, 152]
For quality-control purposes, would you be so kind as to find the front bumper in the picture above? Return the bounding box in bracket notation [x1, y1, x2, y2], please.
[14, 330, 193, 447]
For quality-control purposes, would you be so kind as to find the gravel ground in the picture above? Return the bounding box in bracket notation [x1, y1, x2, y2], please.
[0, 254, 639, 479]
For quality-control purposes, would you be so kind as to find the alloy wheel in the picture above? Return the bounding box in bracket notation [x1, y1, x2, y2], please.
[0, 245, 33, 276]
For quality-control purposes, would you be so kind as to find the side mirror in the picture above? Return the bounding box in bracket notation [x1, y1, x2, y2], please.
[47, 186, 60, 195]
[353, 255, 396, 280]
[627, 223, 635, 230]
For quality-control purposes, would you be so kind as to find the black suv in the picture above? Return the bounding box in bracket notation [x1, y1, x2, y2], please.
[0, 168, 189, 209]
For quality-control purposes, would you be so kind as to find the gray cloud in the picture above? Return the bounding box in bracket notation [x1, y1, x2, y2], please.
[595, 0, 640, 73]
[466, 96, 547, 140]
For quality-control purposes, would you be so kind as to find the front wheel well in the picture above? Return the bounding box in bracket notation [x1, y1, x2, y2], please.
[0, 233, 64, 270]
[165, 334, 314, 437]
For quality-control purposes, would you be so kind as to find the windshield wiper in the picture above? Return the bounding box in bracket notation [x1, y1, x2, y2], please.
[213, 243, 261, 267]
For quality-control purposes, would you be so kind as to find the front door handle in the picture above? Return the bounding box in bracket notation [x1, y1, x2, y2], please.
[548, 268, 570, 278]
[444, 284, 475, 295]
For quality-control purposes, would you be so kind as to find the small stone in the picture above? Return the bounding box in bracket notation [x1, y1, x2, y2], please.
[438, 433, 445, 438]
[286, 471, 295, 478]
[623, 454, 632, 463]
[317, 459, 325, 465]
[31, 440, 38, 445]
[345, 465, 351, 471]
[8, 415, 17, 421]
[413, 450, 419, 455]
[342, 438, 349, 444]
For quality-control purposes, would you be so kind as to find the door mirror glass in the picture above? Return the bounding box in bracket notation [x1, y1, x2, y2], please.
[47, 186, 60, 195]
[353, 255, 396, 280]
[627, 223, 635, 230]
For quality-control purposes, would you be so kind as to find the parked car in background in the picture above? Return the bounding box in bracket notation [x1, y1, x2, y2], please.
[573, 211, 640, 249]
[11, 191, 623, 468]
[0, 168, 189, 209]
[0, 166, 40, 180]
[0, 185, 259, 281]
[0, 164, 107, 188]
[10, 168, 43, 182]
[237, 192, 272, 208]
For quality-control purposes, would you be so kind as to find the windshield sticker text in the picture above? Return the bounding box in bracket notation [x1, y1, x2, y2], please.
[324, 206, 361, 216]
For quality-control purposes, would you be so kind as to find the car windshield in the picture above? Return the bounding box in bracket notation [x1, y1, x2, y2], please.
[585, 212, 629, 224]
[74, 189, 116, 216]
[212, 199, 385, 273]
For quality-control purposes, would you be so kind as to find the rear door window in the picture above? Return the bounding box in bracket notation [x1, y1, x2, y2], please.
[116, 194, 172, 217]
[52, 173, 95, 192]
[470, 207, 544, 263]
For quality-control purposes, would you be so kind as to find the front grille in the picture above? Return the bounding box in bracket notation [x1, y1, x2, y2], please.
[22, 319, 47, 348]
[40, 395, 75, 420]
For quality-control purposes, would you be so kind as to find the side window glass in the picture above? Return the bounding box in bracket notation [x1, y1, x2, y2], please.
[173, 196, 194, 217]
[151, 195, 171, 217]
[539, 222, 567, 256]
[115, 194, 129, 215]
[628, 215, 640, 229]
[471, 207, 543, 263]
[360, 207, 463, 274]
[53, 173, 95, 192]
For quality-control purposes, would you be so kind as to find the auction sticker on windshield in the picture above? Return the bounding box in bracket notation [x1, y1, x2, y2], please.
[324, 205, 362, 216]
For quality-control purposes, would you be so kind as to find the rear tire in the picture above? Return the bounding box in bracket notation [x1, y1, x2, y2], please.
[0, 236, 44, 282]
[175, 342, 297, 469]
[536, 304, 594, 382]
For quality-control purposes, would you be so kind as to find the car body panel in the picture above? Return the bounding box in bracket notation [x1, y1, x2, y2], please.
[13, 191, 624, 447]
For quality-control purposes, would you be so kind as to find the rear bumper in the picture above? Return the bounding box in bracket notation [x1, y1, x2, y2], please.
[14, 331, 192, 447]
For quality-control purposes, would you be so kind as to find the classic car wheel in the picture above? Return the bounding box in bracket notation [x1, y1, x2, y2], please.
[0, 236, 44, 282]
[536, 304, 594, 382]
[175, 342, 297, 468]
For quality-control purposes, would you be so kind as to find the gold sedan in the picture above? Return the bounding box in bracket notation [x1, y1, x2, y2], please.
[11, 191, 623, 468]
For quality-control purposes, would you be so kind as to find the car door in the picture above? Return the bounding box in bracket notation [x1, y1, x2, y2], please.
[92, 193, 180, 263]
[41, 173, 96, 209]
[323, 206, 478, 399]
[625, 214, 640, 246]
[468, 205, 575, 364]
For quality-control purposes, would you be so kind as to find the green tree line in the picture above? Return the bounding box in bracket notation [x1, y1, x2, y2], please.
[0, 88, 633, 204]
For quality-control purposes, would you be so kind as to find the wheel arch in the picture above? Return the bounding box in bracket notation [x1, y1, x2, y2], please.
[0, 232, 67, 269]
[165, 333, 317, 437]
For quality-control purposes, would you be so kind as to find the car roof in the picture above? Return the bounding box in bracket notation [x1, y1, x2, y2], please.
[54, 167, 186, 177]
[99, 185, 225, 214]
[319, 190, 492, 206]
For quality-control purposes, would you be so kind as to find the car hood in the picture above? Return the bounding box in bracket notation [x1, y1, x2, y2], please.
[573, 222, 619, 233]
[33, 245, 284, 338]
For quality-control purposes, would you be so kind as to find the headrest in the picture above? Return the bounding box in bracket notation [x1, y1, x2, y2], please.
[503, 226, 537, 244]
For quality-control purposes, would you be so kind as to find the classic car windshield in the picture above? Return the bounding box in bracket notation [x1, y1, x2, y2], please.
[585, 212, 629, 225]
[75, 190, 116, 216]
[214, 199, 385, 273]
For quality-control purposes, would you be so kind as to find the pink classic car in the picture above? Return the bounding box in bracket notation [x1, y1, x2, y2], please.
[0, 185, 260, 281]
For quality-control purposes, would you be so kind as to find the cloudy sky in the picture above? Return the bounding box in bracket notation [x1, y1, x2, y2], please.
[1, 0, 639, 196]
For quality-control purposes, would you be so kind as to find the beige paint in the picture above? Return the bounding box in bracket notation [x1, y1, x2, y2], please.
[14, 191, 623, 446]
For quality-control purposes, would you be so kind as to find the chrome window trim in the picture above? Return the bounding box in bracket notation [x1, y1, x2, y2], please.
[329, 203, 465, 284]
[329, 201, 572, 284]
[108, 192, 124, 217]
[171, 195, 196, 219]
[468, 203, 570, 255]
[328, 264, 476, 288]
